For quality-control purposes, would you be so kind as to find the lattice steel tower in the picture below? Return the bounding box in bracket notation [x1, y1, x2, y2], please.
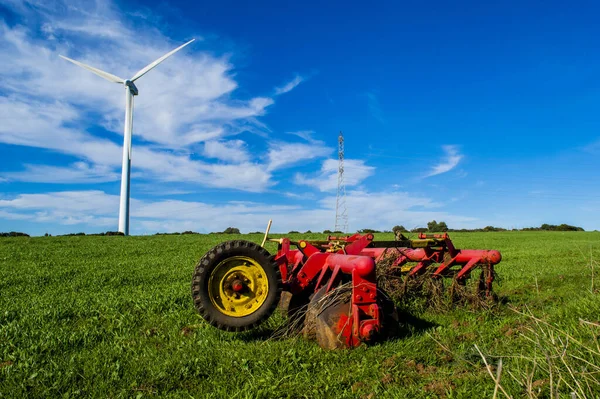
[334, 131, 348, 233]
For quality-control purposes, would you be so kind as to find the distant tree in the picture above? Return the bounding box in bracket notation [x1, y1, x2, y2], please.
[481, 226, 506, 232]
[0, 232, 30, 237]
[426, 220, 448, 232]
[304, 230, 313, 234]
[411, 227, 428, 233]
[529, 224, 584, 232]
[288, 230, 300, 234]
[556, 224, 584, 231]
[222, 227, 241, 234]
[323, 229, 333, 234]
[427, 220, 438, 232]
[357, 228, 379, 234]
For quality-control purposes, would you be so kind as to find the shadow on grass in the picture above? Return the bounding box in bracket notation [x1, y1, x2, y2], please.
[393, 310, 438, 340]
[236, 327, 279, 342]
[235, 308, 438, 345]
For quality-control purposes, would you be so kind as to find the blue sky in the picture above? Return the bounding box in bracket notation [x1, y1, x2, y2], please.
[1, 0, 600, 235]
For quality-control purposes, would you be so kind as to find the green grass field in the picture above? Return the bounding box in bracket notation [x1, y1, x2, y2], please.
[1, 232, 599, 398]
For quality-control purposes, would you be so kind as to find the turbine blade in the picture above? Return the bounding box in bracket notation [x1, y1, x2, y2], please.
[59, 55, 124, 84]
[131, 39, 195, 82]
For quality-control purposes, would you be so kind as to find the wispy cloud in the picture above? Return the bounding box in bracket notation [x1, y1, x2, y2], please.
[286, 130, 318, 143]
[294, 159, 375, 191]
[2, 162, 119, 183]
[203, 140, 250, 163]
[582, 139, 600, 154]
[425, 145, 463, 177]
[366, 92, 384, 124]
[266, 140, 332, 171]
[274, 75, 304, 95]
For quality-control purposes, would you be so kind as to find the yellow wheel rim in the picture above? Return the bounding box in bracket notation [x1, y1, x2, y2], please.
[207, 256, 270, 317]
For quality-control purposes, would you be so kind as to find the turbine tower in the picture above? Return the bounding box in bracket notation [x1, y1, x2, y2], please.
[60, 39, 195, 235]
[334, 131, 348, 233]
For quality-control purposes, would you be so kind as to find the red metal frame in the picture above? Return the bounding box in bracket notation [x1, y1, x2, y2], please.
[274, 238, 380, 347]
[273, 233, 502, 347]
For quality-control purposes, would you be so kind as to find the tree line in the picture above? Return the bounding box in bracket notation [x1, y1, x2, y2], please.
[1, 221, 586, 237]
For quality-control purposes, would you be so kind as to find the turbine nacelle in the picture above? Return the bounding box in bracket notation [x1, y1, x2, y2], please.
[125, 80, 139, 96]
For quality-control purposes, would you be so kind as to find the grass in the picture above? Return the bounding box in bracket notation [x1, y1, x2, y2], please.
[1, 232, 599, 398]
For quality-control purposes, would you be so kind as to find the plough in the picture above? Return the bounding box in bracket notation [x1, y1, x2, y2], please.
[191, 229, 502, 349]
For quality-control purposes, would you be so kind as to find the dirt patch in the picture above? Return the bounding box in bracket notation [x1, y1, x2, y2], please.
[351, 382, 366, 393]
[500, 322, 527, 337]
[132, 384, 156, 395]
[450, 320, 470, 329]
[405, 360, 438, 376]
[0, 361, 13, 368]
[424, 380, 455, 397]
[456, 332, 477, 342]
[440, 354, 454, 363]
[382, 355, 399, 369]
[381, 373, 394, 385]
[181, 326, 195, 336]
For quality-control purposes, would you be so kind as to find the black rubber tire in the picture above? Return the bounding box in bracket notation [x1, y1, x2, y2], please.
[191, 240, 282, 332]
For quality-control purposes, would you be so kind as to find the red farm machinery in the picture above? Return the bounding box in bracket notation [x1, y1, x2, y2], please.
[191, 230, 502, 349]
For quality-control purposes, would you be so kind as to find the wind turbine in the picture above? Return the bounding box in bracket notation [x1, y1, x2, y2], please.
[60, 39, 195, 235]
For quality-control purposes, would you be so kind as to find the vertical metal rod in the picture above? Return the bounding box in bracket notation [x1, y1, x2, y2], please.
[261, 219, 272, 247]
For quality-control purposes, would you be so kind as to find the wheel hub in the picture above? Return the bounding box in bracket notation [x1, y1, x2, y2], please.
[231, 279, 244, 292]
[207, 256, 269, 317]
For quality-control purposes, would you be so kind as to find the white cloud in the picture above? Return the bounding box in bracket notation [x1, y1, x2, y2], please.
[203, 140, 250, 163]
[274, 75, 304, 95]
[294, 159, 375, 191]
[266, 141, 333, 171]
[2, 162, 119, 183]
[338, 190, 475, 231]
[0, 189, 478, 234]
[425, 145, 463, 177]
[130, 147, 272, 192]
[0, 190, 119, 227]
[0, 210, 34, 220]
[286, 130, 318, 143]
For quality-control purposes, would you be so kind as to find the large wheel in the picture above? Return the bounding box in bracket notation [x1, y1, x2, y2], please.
[191, 240, 282, 331]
